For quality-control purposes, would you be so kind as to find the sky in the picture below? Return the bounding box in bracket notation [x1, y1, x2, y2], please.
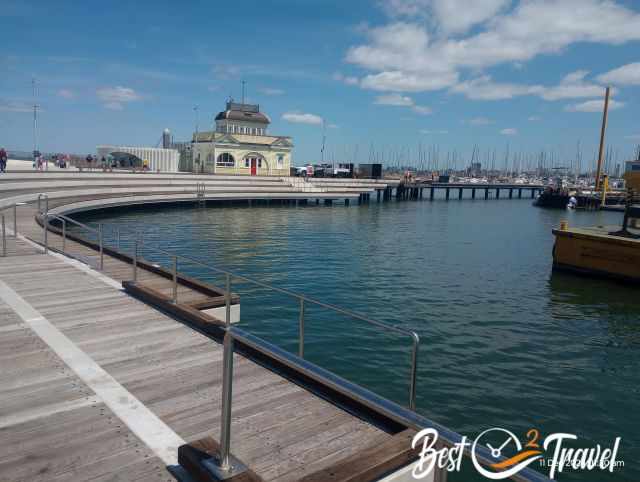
[2, 0, 640, 169]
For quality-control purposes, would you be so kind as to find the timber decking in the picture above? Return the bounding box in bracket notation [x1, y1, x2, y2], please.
[0, 238, 391, 481]
[0, 253, 169, 481]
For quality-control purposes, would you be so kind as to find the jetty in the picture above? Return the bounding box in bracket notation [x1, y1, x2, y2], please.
[0, 171, 550, 481]
[393, 181, 545, 201]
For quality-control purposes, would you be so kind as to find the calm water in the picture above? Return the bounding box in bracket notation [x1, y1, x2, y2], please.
[73, 197, 639, 481]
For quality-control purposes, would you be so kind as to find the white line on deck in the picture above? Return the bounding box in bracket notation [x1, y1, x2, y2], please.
[0, 279, 185, 466]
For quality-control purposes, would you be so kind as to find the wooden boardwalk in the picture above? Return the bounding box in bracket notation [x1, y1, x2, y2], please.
[0, 235, 390, 480]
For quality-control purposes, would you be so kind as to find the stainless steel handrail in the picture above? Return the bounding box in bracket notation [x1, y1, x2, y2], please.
[57, 218, 421, 409]
[37, 193, 48, 215]
[1, 215, 6, 257]
[0, 202, 20, 239]
[47, 213, 99, 233]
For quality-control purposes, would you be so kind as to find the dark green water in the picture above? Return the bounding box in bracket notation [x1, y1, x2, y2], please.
[73, 198, 639, 481]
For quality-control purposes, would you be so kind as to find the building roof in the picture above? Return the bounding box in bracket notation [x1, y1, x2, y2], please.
[193, 132, 293, 147]
[214, 102, 271, 124]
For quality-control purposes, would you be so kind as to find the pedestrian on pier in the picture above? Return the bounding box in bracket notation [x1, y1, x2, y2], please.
[0, 147, 7, 173]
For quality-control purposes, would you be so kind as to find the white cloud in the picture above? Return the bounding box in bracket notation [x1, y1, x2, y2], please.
[540, 70, 606, 100]
[333, 72, 359, 86]
[374, 93, 414, 106]
[380, 0, 510, 34]
[259, 87, 285, 96]
[96, 86, 141, 110]
[564, 99, 625, 112]
[450, 75, 542, 100]
[450, 70, 609, 102]
[500, 128, 518, 135]
[597, 62, 640, 86]
[373, 93, 432, 114]
[528, 116, 541, 121]
[412, 105, 432, 115]
[467, 117, 493, 125]
[57, 89, 75, 99]
[360, 70, 457, 92]
[347, 1, 640, 94]
[420, 129, 448, 134]
[281, 112, 323, 125]
[0, 99, 33, 113]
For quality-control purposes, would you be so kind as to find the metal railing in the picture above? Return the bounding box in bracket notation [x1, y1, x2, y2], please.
[0, 201, 22, 257]
[41, 212, 420, 410]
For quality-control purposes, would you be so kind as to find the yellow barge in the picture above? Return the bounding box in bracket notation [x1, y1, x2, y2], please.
[553, 225, 640, 283]
[552, 161, 640, 283]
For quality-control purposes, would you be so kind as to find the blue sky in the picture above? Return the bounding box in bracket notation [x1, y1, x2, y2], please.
[2, 0, 640, 169]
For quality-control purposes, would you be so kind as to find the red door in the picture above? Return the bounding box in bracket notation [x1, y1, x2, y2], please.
[250, 158, 257, 176]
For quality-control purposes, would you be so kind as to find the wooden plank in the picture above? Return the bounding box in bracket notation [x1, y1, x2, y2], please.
[298, 429, 418, 482]
[123, 281, 226, 330]
[178, 436, 263, 482]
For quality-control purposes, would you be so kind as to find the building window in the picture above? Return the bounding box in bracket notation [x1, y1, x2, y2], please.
[244, 158, 250, 168]
[216, 153, 235, 167]
[277, 154, 284, 168]
[258, 158, 262, 168]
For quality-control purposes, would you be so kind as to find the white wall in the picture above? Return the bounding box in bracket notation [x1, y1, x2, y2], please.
[96, 146, 180, 172]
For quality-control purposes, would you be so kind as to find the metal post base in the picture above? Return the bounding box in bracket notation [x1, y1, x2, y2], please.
[202, 454, 248, 480]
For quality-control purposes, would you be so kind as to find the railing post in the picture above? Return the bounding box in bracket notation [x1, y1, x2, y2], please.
[43, 213, 48, 254]
[298, 298, 305, 358]
[172, 256, 178, 303]
[98, 223, 104, 270]
[1, 215, 6, 257]
[218, 329, 234, 472]
[62, 219, 66, 253]
[203, 275, 247, 478]
[13, 204, 17, 238]
[116, 229, 120, 250]
[133, 239, 138, 281]
[409, 332, 419, 411]
[225, 273, 231, 325]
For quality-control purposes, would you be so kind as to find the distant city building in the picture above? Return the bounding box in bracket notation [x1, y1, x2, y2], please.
[162, 128, 172, 149]
[192, 101, 293, 175]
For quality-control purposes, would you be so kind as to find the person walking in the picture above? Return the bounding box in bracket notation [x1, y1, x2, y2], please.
[0, 147, 7, 173]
